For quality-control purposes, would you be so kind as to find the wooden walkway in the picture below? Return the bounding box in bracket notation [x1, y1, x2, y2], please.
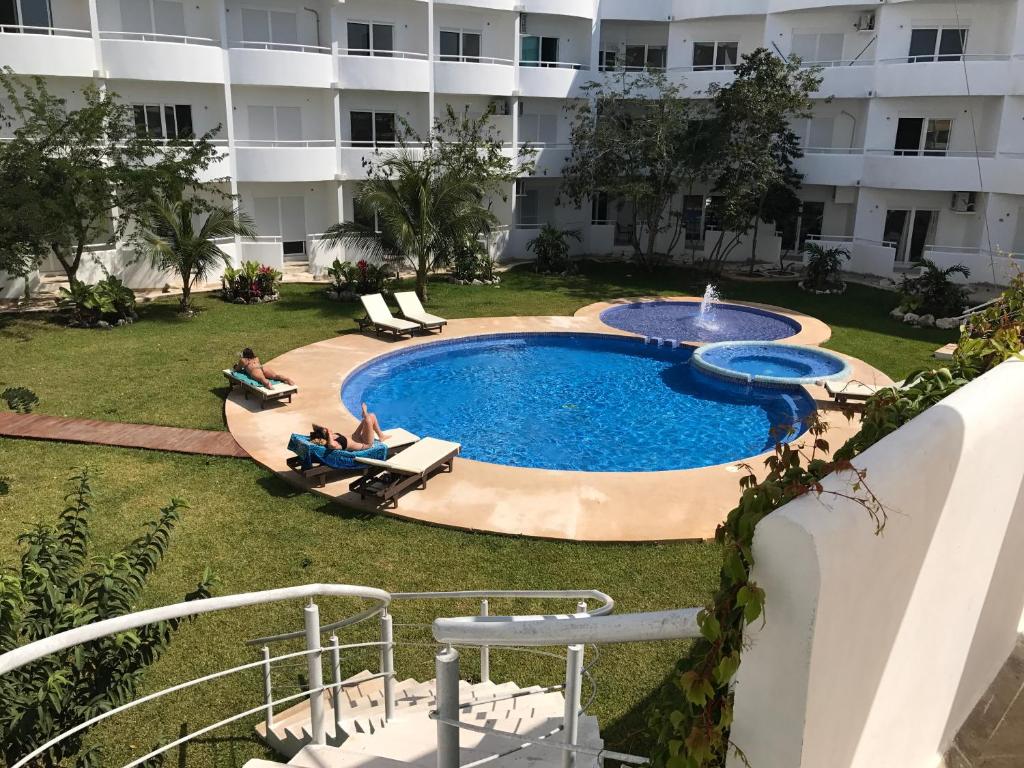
[0, 412, 249, 458]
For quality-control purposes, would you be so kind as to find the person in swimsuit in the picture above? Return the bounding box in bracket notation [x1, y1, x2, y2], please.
[235, 347, 295, 388]
[311, 403, 388, 452]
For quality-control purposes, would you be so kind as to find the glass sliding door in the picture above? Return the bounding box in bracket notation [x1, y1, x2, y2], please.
[885, 209, 938, 263]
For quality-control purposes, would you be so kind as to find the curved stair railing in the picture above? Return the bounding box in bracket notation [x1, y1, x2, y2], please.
[0, 583, 701, 768]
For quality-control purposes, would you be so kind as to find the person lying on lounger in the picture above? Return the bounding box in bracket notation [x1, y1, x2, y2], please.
[310, 403, 388, 452]
[235, 347, 295, 388]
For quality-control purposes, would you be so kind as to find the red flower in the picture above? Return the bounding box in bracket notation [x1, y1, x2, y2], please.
[357, 259, 368, 273]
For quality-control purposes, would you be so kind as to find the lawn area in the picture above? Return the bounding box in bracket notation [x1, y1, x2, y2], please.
[0, 439, 721, 766]
[0, 262, 955, 431]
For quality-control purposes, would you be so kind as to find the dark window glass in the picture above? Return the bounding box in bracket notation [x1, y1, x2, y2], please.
[462, 32, 480, 62]
[347, 21, 370, 54]
[646, 46, 666, 69]
[350, 111, 373, 146]
[374, 112, 396, 146]
[693, 43, 715, 71]
[624, 45, 646, 70]
[521, 35, 540, 65]
[174, 105, 193, 138]
[908, 28, 938, 62]
[283, 240, 305, 255]
[372, 23, 393, 56]
[21, 0, 50, 31]
[800, 202, 825, 247]
[355, 206, 380, 232]
[894, 117, 924, 156]
[163, 105, 176, 138]
[133, 105, 148, 137]
[938, 29, 967, 61]
[591, 192, 608, 224]
[440, 30, 460, 60]
[540, 36, 558, 65]
[716, 42, 738, 68]
[682, 195, 704, 242]
[923, 119, 951, 155]
[0, 0, 18, 29]
[145, 104, 163, 139]
[600, 50, 616, 70]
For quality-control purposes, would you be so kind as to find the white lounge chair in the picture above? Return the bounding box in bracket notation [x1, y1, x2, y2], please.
[820, 379, 906, 404]
[349, 437, 461, 508]
[223, 369, 297, 409]
[394, 291, 447, 333]
[358, 294, 419, 339]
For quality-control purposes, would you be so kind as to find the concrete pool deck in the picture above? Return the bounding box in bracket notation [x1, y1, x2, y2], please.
[225, 297, 891, 542]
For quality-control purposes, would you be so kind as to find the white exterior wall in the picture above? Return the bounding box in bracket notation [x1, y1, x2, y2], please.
[730, 359, 1024, 768]
[4, 0, 1024, 293]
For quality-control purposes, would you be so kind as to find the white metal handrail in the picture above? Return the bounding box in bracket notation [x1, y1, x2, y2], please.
[434, 54, 514, 66]
[234, 138, 335, 147]
[798, 58, 875, 68]
[340, 48, 428, 60]
[667, 64, 738, 74]
[0, 23, 90, 36]
[519, 60, 589, 71]
[98, 29, 217, 45]
[866, 148, 997, 158]
[230, 39, 329, 54]
[879, 54, 1010, 64]
[803, 146, 864, 155]
[805, 234, 855, 243]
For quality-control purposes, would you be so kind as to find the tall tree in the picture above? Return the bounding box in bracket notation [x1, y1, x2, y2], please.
[0, 67, 223, 289]
[137, 191, 256, 315]
[703, 49, 822, 274]
[320, 106, 531, 301]
[561, 68, 714, 269]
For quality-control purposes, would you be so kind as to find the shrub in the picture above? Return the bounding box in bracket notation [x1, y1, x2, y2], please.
[450, 239, 486, 281]
[326, 258, 393, 297]
[898, 259, 971, 318]
[221, 261, 282, 304]
[801, 242, 850, 291]
[0, 469, 215, 767]
[57, 276, 137, 326]
[527, 225, 582, 275]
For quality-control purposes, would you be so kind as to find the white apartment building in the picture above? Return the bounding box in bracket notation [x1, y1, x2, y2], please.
[3, 0, 1024, 296]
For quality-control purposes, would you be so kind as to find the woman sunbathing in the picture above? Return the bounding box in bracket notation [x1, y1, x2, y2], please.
[310, 403, 388, 452]
[236, 347, 295, 388]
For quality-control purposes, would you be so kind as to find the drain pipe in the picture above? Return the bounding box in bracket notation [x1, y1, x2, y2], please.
[304, 7, 320, 48]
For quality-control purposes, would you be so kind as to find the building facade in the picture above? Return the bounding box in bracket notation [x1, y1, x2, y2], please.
[2, 0, 1024, 296]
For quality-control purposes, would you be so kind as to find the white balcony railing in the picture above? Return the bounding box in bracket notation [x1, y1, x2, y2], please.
[434, 55, 514, 65]
[340, 48, 428, 60]
[519, 60, 589, 71]
[234, 139, 335, 148]
[230, 39, 329, 54]
[0, 23, 90, 37]
[803, 146, 864, 155]
[98, 30, 218, 46]
[866, 148, 997, 158]
[878, 54, 1011, 65]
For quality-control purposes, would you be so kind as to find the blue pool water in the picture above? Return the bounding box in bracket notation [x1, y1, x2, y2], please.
[694, 342, 850, 386]
[600, 301, 801, 343]
[342, 334, 816, 472]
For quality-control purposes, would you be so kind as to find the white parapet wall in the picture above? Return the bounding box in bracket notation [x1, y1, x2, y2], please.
[729, 358, 1024, 768]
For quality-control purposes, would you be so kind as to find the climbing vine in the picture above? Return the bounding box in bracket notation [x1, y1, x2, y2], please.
[649, 272, 1024, 768]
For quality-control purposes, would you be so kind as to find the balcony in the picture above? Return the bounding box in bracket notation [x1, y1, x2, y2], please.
[874, 56, 1011, 98]
[672, 0, 765, 20]
[924, 246, 1023, 286]
[233, 140, 336, 182]
[0, 26, 94, 77]
[338, 142, 425, 180]
[517, 63, 590, 99]
[808, 236, 897, 277]
[813, 61, 875, 99]
[666, 64, 736, 95]
[100, 32, 223, 83]
[336, 51, 430, 93]
[228, 43, 333, 88]
[862, 150, 994, 193]
[795, 148, 864, 187]
[519, 0, 593, 16]
[434, 57, 515, 96]
[523, 143, 572, 177]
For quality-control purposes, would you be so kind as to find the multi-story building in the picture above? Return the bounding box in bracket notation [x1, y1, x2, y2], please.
[2, 0, 1024, 297]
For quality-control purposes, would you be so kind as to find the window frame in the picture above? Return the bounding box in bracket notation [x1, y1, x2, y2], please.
[349, 109, 398, 147]
[345, 19, 395, 56]
[692, 41, 739, 71]
[439, 27, 483, 63]
[894, 116, 954, 157]
[907, 25, 968, 63]
[0, 0, 52, 32]
[133, 102, 194, 141]
[240, 6, 300, 49]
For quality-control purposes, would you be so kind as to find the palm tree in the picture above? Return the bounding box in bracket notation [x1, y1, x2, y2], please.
[318, 151, 498, 302]
[139, 192, 256, 314]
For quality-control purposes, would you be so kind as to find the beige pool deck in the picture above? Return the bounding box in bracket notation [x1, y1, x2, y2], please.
[226, 297, 892, 542]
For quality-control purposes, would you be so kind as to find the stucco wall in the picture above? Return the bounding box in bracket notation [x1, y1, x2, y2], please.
[729, 358, 1024, 768]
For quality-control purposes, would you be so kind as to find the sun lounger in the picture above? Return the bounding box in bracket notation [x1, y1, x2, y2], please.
[820, 379, 905, 404]
[286, 428, 420, 487]
[349, 437, 461, 508]
[394, 291, 447, 333]
[223, 369, 297, 409]
[358, 294, 420, 339]
[933, 343, 957, 360]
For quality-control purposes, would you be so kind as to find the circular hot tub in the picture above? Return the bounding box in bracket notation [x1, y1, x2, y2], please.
[693, 341, 851, 387]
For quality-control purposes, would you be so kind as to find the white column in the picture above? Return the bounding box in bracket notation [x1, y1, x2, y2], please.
[589, 0, 601, 75]
[427, 0, 436, 130]
[214, 0, 240, 261]
[87, 0, 103, 77]
[512, 11, 521, 166]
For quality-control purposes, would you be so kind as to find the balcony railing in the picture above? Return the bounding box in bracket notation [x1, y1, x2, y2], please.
[0, 23, 90, 37]
[803, 146, 865, 155]
[797, 58, 875, 68]
[98, 30, 218, 46]
[520, 60, 589, 70]
[879, 54, 1011, 65]
[230, 39, 329, 54]
[434, 54, 514, 65]
[235, 139, 335, 148]
[867, 148, 997, 158]
[340, 48, 428, 60]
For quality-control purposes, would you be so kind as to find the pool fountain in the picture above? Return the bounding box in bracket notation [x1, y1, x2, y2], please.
[697, 284, 721, 330]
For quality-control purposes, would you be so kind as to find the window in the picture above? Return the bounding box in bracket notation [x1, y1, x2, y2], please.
[133, 104, 193, 140]
[800, 202, 824, 248]
[682, 195, 704, 242]
[254, 196, 307, 253]
[515, 181, 540, 227]
[693, 41, 738, 71]
[791, 32, 845, 65]
[521, 35, 559, 67]
[440, 29, 481, 62]
[795, 116, 835, 149]
[0, 0, 51, 32]
[354, 204, 382, 233]
[621, 44, 666, 71]
[519, 113, 557, 144]
[350, 111, 396, 147]
[598, 50, 616, 70]
[120, 0, 184, 37]
[591, 192, 609, 225]
[908, 27, 968, 63]
[248, 105, 301, 142]
[241, 8, 298, 48]
[346, 21, 393, 56]
[894, 117, 952, 156]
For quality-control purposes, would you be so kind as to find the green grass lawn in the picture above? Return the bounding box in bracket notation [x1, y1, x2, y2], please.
[0, 262, 955, 430]
[0, 262, 956, 766]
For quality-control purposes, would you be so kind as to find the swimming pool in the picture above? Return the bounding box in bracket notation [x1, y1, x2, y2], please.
[341, 333, 816, 473]
[693, 342, 851, 387]
[600, 301, 801, 343]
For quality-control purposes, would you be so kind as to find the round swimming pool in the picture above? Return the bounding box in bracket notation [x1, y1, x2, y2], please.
[600, 301, 801, 343]
[693, 341, 851, 386]
[342, 333, 816, 473]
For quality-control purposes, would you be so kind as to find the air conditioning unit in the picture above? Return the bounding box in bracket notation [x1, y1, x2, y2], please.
[489, 97, 511, 116]
[855, 12, 876, 32]
[951, 191, 977, 213]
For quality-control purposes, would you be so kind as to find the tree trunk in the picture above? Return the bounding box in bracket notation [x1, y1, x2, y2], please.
[645, 223, 659, 271]
[53, 243, 85, 287]
[179, 267, 192, 314]
[748, 195, 768, 277]
[416, 252, 429, 302]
